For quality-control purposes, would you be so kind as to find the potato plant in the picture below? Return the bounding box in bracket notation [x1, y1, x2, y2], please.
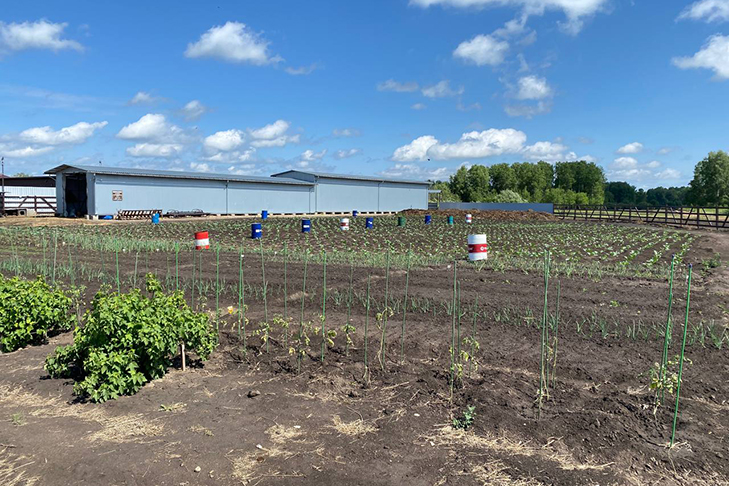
[44, 274, 217, 403]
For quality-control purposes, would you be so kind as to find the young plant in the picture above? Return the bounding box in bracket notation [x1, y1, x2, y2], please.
[452, 405, 476, 430]
[671, 264, 693, 447]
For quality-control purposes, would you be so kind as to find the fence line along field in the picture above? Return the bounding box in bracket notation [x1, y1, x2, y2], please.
[0, 211, 727, 486]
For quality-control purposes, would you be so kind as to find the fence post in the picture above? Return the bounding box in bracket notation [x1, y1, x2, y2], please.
[717, 206, 720, 230]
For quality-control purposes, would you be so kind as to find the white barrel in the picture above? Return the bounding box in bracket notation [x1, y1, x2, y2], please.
[465, 213, 473, 224]
[194, 231, 210, 250]
[468, 234, 488, 261]
[340, 218, 350, 231]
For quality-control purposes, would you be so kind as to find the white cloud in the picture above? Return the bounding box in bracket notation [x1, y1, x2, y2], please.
[251, 135, 300, 148]
[249, 120, 299, 148]
[453, 34, 509, 66]
[616, 141, 644, 154]
[655, 168, 681, 180]
[504, 100, 551, 118]
[128, 91, 163, 105]
[334, 148, 361, 159]
[612, 156, 638, 169]
[181, 100, 209, 121]
[228, 164, 265, 176]
[673, 34, 729, 79]
[379, 163, 449, 180]
[204, 129, 245, 152]
[190, 162, 212, 173]
[184, 21, 281, 65]
[377, 79, 420, 92]
[422, 80, 464, 98]
[332, 128, 360, 137]
[515, 75, 553, 100]
[300, 149, 327, 162]
[116, 114, 185, 143]
[646, 160, 661, 169]
[657, 147, 674, 155]
[285, 64, 317, 75]
[678, 0, 729, 23]
[608, 168, 651, 181]
[0, 20, 83, 53]
[393, 129, 527, 161]
[126, 143, 183, 158]
[19, 121, 107, 145]
[2, 146, 54, 158]
[522, 141, 568, 162]
[411, 103, 427, 110]
[409, 0, 609, 34]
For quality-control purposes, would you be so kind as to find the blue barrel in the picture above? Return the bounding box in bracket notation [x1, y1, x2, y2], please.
[261, 210, 268, 220]
[447, 215, 454, 226]
[365, 217, 374, 229]
[251, 223, 262, 239]
[302, 219, 311, 233]
[151, 213, 160, 225]
[352, 210, 359, 218]
[424, 214, 432, 225]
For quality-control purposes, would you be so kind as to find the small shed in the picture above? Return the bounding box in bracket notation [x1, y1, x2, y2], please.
[270, 170, 429, 212]
[0, 175, 57, 215]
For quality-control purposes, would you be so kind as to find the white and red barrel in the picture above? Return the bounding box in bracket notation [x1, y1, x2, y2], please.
[340, 218, 350, 231]
[465, 213, 473, 224]
[468, 234, 488, 261]
[195, 231, 210, 250]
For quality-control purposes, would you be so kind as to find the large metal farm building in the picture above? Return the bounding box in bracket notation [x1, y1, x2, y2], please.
[46, 164, 429, 218]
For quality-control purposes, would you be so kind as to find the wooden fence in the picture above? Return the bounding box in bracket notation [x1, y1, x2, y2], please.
[553, 205, 729, 229]
[0, 194, 57, 216]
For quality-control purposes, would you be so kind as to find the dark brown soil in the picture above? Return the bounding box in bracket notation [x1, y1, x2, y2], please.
[0, 226, 728, 485]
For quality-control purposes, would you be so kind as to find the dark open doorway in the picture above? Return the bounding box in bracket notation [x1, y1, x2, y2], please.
[64, 173, 88, 217]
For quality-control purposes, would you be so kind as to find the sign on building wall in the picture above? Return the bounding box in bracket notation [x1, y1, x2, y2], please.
[112, 190, 123, 201]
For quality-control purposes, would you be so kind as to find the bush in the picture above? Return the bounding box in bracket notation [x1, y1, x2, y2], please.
[0, 275, 75, 353]
[492, 190, 526, 203]
[45, 274, 217, 402]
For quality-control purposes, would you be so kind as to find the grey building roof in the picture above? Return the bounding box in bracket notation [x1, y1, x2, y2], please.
[270, 170, 431, 186]
[45, 164, 314, 186]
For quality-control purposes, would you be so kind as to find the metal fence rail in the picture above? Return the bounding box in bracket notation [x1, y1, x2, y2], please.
[554, 205, 729, 229]
[0, 193, 57, 215]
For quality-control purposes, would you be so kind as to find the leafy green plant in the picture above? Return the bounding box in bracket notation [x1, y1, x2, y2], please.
[44, 274, 217, 403]
[648, 355, 692, 399]
[0, 274, 75, 353]
[452, 405, 476, 430]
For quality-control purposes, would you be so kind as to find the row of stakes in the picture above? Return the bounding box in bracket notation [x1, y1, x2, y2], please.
[191, 210, 487, 261]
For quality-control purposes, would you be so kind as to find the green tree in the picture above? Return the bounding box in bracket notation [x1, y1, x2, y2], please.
[429, 181, 460, 202]
[493, 190, 525, 203]
[605, 181, 637, 205]
[466, 165, 490, 201]
[449, 166, 469, 201]
[688, 151, 729, 205]
[12, 172, 32, 177]
[490, 163, 518, 193]
[555, 161, 605, 204]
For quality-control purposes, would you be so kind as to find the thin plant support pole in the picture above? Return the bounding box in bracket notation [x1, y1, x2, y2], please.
[538, 250, 550, 418]
[259, 240, 268, 350]
[114, 241, 120, 293]
[133, 251, 139, 288]
[659, 254, 676, 405]
[364, 273, 371, 382]
[379, 249, 391, 371]
[450, 260, 457, 400]
[457, 281, 462, 363]
[198, 250, 203, 304]
[215, 244, 220, 331]
[345, 257, 354, 357]
[42, 237, 47, 278]
[670, 264, 692, 447]
[52, 231, 58, 286]
[241, 252, 247, 351]
[68, 246, 75, 287]
[175, 243, 179, 291]
[192, 249, 196, 309]
[551, 280, 561, 388]
[400, 249, 412, 363]
[470, 294, 478, 378]
[238, 250, 244, 339]
[320, 251, 327, 363]
[297, 251, 309, 374]
[283, 242, 288, 321]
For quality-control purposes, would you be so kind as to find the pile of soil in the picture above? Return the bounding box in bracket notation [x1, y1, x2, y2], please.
[402, 208, 557, 222]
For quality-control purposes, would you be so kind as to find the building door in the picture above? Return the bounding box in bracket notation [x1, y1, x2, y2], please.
[64, 174, 88, 217]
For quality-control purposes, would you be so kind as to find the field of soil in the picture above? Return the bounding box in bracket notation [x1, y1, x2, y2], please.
[1, 219, 728, 485]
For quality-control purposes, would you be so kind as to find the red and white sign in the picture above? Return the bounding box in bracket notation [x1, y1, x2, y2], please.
[195, 231, 210, 250]
[468, 234, 488, 261]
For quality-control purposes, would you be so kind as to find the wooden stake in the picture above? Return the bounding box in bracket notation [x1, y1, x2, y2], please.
[181, 343, 186, 371]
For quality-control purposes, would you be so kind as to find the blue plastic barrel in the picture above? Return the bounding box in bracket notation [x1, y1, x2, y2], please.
[365, 217, 374, 229]
[302, 219, 311, 233]
[251, 223, 262, 239]
[261, 210, 268, 220]
[151, 213, 160, 225]
[352, 210, 359, 218]
[447, 215, 454, 226]
[424, 214, 432, 225]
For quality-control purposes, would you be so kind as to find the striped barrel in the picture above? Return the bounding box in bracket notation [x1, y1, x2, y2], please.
[424, 214, 432, 225]
[340, 218, 350, 231]
[365, 217, 374, 229]
[194, 231, 209, 250]
[302, 219, 311, 233]
[251, 223, 262, 239]
[468, 234, 488, 261]
[261, 210, 268, 220]
[465, 213, 473, 224]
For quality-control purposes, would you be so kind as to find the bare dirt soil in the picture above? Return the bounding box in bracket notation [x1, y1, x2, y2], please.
[1, 225, 728, 486]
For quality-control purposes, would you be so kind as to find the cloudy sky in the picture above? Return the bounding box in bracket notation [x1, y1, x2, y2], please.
[1, 0, 727, 187]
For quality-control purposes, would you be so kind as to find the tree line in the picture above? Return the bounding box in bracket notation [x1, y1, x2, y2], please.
[431, 150, 729, 207]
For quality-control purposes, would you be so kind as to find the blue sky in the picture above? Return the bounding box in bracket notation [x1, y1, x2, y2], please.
[1, 0, 728, 188]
